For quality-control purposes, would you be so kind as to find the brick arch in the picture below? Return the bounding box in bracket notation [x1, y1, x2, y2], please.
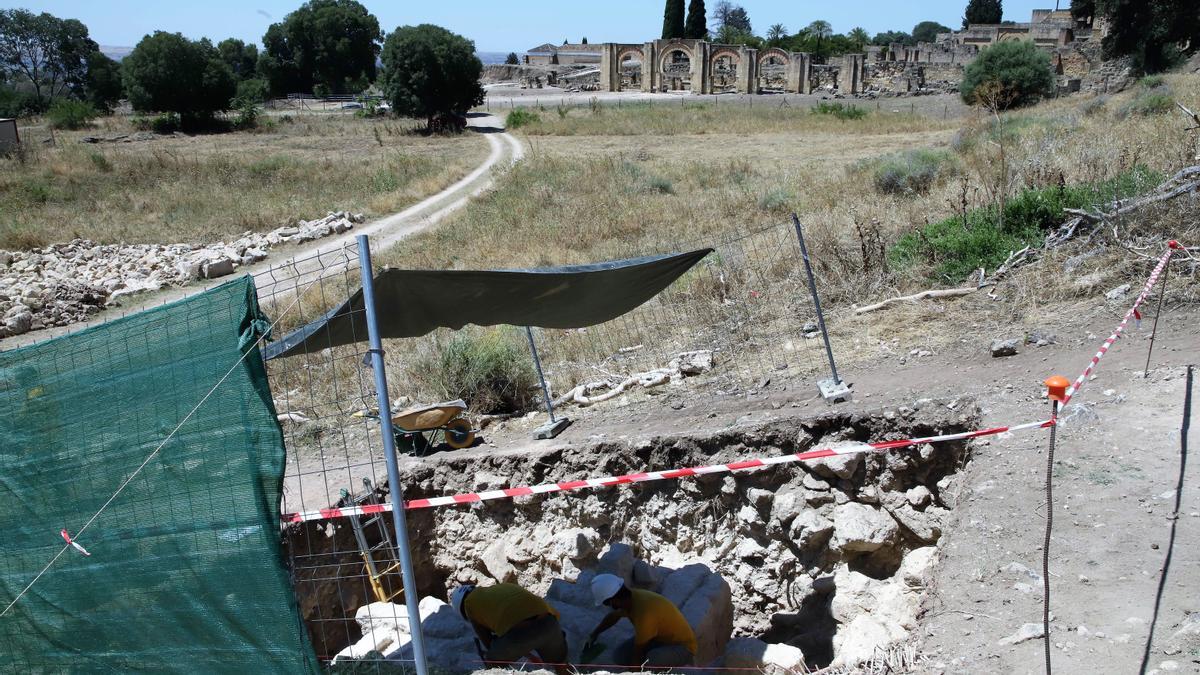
[659, 45, 695, 71]
[758, 48, 790, 66]
[616, 47, 644, 64]
[710, 47, 742, 66]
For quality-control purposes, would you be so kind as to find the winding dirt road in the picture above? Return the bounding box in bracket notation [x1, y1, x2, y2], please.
[1, 114, 523, 350]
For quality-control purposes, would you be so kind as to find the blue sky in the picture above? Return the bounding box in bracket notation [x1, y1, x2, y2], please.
[14, 1, 1059, 53]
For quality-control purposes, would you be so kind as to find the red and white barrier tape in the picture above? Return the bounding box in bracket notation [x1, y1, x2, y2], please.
[279, 242, 1185, 525]
[1061, 243, 1178, 406]
[281, 419, 1052, 523]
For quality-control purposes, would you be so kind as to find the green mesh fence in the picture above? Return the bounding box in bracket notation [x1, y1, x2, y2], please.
[0, 277, 317, 673]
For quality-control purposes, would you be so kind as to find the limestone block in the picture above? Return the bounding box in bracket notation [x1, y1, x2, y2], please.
[831, 503, 898, 553]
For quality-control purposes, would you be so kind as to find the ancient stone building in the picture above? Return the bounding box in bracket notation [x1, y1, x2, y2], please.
[525, 43, 602, 66]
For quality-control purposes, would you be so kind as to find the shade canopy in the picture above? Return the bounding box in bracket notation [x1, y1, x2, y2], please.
[263, 249, 712, 360]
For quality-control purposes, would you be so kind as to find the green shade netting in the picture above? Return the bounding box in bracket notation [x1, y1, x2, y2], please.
[0, 276, 317, 673]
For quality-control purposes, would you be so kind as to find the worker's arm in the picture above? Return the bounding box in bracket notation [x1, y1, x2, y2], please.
[587, 610, 624, 645]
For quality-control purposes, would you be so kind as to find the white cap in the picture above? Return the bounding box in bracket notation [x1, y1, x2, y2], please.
[591, 574, 624, 606]
[451, 585, 475, 617]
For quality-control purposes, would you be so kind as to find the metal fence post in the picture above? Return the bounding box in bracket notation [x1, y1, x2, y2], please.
[791, 214, 852, 403]
[357, 235, 430, 675]
[525, 326, 571, 439]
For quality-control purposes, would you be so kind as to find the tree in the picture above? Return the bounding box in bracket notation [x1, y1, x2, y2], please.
[0, 9, 96, 102]
[122, 32, 237, 123]
[872, 30, 915, 46]
[217, 38, 259, 80]
[84, 50, 122, 110]
[1070, 0, 1095, 24]
[848, 27, 870, 51]
[963, 0, 1003, 28]
[912, 21, 952, 43]
[259, 0, 381, 96]
[766, 24, 788, 47]
[662, 0, 685, 39]
[1097, 0, 1200, 73]
[960, 40, 1054, 109]
[712, 1, 751, 34]
[380, 24, 484, 131]
[581, 37, 588, 44]
[805, 21, 833, 54]
[505, 52, 520, 65]
[685, 0, 707, 39]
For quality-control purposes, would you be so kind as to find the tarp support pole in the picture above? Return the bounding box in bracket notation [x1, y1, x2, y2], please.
[792, 214, 851, 404]
[357, 235, 429, 675]
[526, 326, 558, 423]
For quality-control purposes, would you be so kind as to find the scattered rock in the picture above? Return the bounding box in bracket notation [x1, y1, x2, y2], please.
[1105, 284, 1131, 300]
[991, 339, 1019, 358]
[999, 623, 1046, 646]
[831, 502, 899, 553]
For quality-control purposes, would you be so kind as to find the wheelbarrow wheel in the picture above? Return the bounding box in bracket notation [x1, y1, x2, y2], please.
[444, 418, 476, 449]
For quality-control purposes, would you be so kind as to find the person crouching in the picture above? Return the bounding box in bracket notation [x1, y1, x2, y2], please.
[451, 583, 569, 675]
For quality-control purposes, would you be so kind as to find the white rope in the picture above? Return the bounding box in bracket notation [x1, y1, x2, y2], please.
[1, 286, 303, 617]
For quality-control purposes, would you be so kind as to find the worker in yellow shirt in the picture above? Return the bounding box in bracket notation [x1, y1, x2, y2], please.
[584, 573, 697, 669]
[451, 583, 569, 675]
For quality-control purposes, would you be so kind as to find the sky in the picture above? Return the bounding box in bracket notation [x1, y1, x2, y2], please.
[13, 1, 1062, 53]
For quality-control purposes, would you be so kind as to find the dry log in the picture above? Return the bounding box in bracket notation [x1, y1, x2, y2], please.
[854, 287, 977, 315]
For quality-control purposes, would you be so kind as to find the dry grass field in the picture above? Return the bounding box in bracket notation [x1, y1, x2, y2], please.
[0, 114, 488, 249]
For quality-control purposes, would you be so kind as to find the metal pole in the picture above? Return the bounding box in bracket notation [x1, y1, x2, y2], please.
[791, 214, 842, 385]
[357, 235, 429, 675]
[525, 326, 557, 423]
[1144, 262, 1171, 378]
[1042, 399, 1058, 675]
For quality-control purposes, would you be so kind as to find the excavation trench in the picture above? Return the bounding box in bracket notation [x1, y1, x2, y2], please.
[284, 400, 980, 669]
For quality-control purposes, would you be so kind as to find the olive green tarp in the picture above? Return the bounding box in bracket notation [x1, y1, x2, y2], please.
[262, 248, 713, 360]
[0, 277, 317, 673]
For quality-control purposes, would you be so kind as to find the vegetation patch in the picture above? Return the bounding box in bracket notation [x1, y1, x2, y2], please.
[404, 327, 538, 414]
[810, 102, 868, 120]
[505, 109, 541, 130]
[860, 148, 959, 196]
[889, 166, 1162, 282]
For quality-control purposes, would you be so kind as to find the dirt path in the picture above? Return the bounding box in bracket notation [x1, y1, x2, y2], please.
[0, 114, 523, 350]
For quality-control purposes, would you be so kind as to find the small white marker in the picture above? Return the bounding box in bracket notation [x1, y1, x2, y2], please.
[60, 529, 91, 557]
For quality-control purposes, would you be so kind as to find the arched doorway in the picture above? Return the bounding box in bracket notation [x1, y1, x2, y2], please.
[758, 49, 789, 91]
[617, 48, 644, 91]
[710, 48, 741, 92]
[660, 47, 693, 91]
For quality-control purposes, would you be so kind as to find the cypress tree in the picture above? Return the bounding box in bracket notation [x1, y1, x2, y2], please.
[685, 0, 707, 39]
[662, 0, 685, 39]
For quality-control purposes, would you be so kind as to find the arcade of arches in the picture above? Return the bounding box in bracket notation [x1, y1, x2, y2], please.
[600, 39, 864, 95]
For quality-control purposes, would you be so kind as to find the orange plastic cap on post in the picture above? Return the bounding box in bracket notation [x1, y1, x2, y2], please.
[1168, 240, 1182, 250]
[1045, 375, 1070, 402]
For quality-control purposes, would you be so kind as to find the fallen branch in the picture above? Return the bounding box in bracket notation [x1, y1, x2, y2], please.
[552, 351, 715, 408]
[1178, 102, 1200, 131]
[854, 287, 977, 315]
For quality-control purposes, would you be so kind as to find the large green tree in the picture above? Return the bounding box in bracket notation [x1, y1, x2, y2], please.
[1070, 0, 1096, 23]
[913, 21, 952, 43]
[84, 50, 122, 110]
[380, 24, 483, 131]
[1097, 0, 1200, 73]
[848, 27, 870, 51]
[872, 30, 915, 46]
[258, 0, 381, 96]
[217, 38, 259, 80]
[122, 32, 237, 121]
[963, 0, 1003, 28]
[662, 0, 685, 39]
[0, 9, 96, 101]
[961, 40, 1054, 109]
[805, 20, 833, 54]
[685, 0, 707, 39]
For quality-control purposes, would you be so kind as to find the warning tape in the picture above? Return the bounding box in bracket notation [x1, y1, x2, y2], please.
[1061, 243, 1179, 406]
[278, 242, 1184, 525]
[281, 419, 1052, 523]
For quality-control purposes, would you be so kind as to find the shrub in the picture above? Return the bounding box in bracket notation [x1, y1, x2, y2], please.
[506, 109, 541, 129]
[961, 41, 1055, 110]
[88, 151, 112, 172]
[1138, 75, 1166, 89]
[46, 99, 99, 130]
[643, 175, 675, 194]
[758, 187, 794, 213]
[889, 166, 1160, 281]
[810, 101, 868, 120]
[1080, 95, 1109, 116]
[1122, 88, 1175, 117]
[0, 87, 48, 118]
[867, 149, 959, 196]
[407, 328, 537, 414]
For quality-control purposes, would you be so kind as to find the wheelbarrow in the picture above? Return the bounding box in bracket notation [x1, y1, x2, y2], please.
[353, 399, 478, 455]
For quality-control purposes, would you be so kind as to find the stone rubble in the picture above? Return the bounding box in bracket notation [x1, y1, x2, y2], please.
[0, 211, 364, 338]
